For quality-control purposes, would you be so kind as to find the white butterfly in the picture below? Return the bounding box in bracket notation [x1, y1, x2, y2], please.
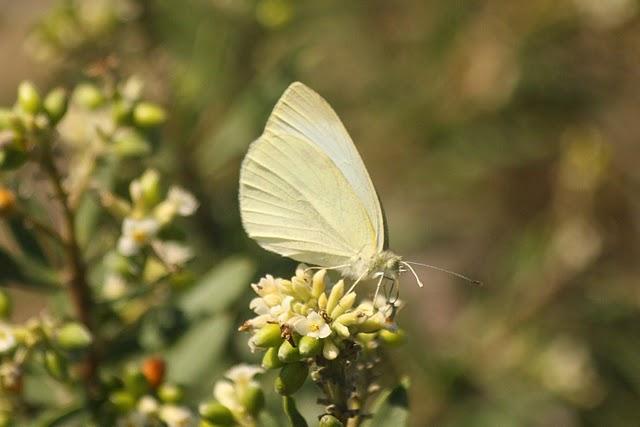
[239, 83, 474, 293]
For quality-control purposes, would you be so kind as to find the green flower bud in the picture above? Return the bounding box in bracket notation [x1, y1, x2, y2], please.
[112, 99, 134, 125]
[198, 401, 235, 425]
[123, 365, 150, 397]
[238, 384, 265, 416]
[274, 362, 308, 395]
[379, 329, 406, 347]
[112, 128, 151, 158]
[43, 87, 68, 125]
[73, 83, 104, 110]
[158, 383, 184, 403]
[298, 336, 321, 357]
[133, 102, 167, 127]
[277, 340, 300, 363]
[330, 292, 356, 319]
[252, 323, 283, 348]
[17, 81, 41, 114]
[261, 346, 283, 370]
[109, 390, 136, 413]
[0, 289, 11, 319]
[0, 109, 13, 130]
[55, 322, 92, 351]
[325, 280, 345, 315]
[0, 139, 27, 171]
[42, 350, 68, 381]
[311, 269, 326, 298]
[319, 414, 344, 427]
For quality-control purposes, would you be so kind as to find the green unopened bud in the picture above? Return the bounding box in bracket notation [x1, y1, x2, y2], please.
[123, 365, 150, 397]
[133, 102, 166, 128]
[332, 322, 350, 339]
[311, 269, 326, 298]
[322, 339, 340, 360]
[198, 401, 235, 425]
[112, 128, 151, 157]
[43, 87, 68, 125]
[252, 323, 283, 348]
[277, 340, 300, 363]
[318, 293, 328, 310]
[136, 169, 161, 209]
[238, 384, 265, 416]
[73, 83, 104, 110]
[0, 139, 27, 171]
[0, 290, 10, 319]
[379, 329, 406, 347]
[17, 81, 41, 114]
[42, 350, 68, 381]
[325, 280, 345, 314]
[112, 99, 134, 125]
[275, 362, 308, 395]
[298, 336, 321, 357]
[334, 312, 361, 327]
[319, 414, 344, 427]
[55, 322, 92, 351]
[330, 292, 356, 319]
[158, 383, 184, 403]
[109, 390, 136, 413]
[261, 346, 283, 370]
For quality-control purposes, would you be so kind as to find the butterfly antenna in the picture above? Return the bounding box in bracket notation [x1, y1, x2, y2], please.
[401, 261, 424, 288]
[405, 261, 482, 286]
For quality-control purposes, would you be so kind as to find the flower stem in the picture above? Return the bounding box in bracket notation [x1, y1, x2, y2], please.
[39, 142, 100, 399]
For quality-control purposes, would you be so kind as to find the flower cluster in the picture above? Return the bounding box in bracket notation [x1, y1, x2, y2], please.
[242, 266, 404, 383]
[199, 365, 265, 427]
[100, 169, 198, 301]
[110, 358, 196, 427]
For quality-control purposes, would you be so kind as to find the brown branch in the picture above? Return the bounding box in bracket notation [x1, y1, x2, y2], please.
[39, 142, 101, 399]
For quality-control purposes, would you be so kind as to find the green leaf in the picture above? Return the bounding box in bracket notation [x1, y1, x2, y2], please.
[0, 247, 58, 289]
[282, 396, 308, 427]
[179, 256, 254, 318]
[30, 404, 85, 427]
[0, 247, 25, 284]
[165, 315, 232, 386]
[366, 383, 410, 427]
[8, 217, 47, 263]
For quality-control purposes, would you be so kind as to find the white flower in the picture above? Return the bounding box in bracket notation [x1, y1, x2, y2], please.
[293, 311, 332, 339]
[214, 379, 240, 413]
[214, 364, 263, 414]
[225, 364, 263, 386]
[137, 395, 160, 415]
[151, 240, 193, 266]
[117, 217, 159, 256]
[167, 186, 198, 216]
[158, 405, 195, 427]
[0, 323, 16, 354]
[115, 412, 149, 427]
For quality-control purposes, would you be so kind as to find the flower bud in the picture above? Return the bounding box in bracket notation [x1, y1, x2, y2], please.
[0, 140, 27, 171]
[261, 346, 283, 370]
[277, 340, 300, 363]
[17, 81, 41, 114]
[133, 102, 167, 127]
[0, 189, 16, 217]
[238, 383, 265, 415]
[274, 362, 308, 395]
[73, 83, 104, 110]
[312, 269, 326, 298]
[54, 322, 92, 351]
[158, 383, 184, 403]
[252, 323, 283, 348]
[42, 349, 68, 381]
[112, 99, 134, 125]
[123, 365, 150, 397]
[379, 329, 406, 347]
[325, 280, 345, 315]
[330, 292, 356, 319]
[334, 312, 361, 327]
[319, 414, 344, 427]
[43, 87, 68, 125]
[318, 293, 328, 310]
[141, 357, 166, 389]
[198, 401, 235, 425]
[332, 322, 350, 339]
[322, 339, 340, 360]
[109, 390, 136, 413]
[298, 336, 321, 357]
[112, 128, 151, 158]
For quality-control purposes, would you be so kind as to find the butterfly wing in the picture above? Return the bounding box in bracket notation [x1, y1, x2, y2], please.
[239, 82, 385, 266]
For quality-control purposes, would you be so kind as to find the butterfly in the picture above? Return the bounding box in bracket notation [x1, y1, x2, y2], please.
[239, 82, 476, 296]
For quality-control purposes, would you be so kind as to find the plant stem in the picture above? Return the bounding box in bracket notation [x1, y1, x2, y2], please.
[39, 142, 100, 399]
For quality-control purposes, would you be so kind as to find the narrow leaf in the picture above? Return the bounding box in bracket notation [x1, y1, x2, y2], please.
[367, 383, 410, 427]
[282, 396, 309, 427]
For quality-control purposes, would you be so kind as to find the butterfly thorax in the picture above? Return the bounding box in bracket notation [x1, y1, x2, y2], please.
[342, 250, 402, 282]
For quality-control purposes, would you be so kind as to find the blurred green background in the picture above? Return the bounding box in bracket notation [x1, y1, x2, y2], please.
[2, 0, 640, 425]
